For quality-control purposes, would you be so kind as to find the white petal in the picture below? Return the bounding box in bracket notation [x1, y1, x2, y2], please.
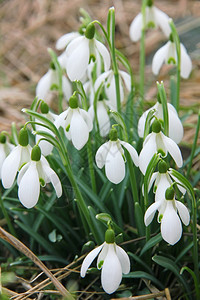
[41, 162, 62, 198]
[95, 141, 110, 169]
[36, 70, 53, 100]
[161, 200, 182, 245]
[180, 44, 192, 79]
[80, 244, 104, 277]
[94, 70, 112, 92]
[54, 109, 70, 129]
[97, 243, 109, 269]
[18, 162, 40, 208]
[161, 133, 183, 167]
[155, 173, 172, 202]
[36, 135, 53, 156]
[17, 162, 30, 186]
[175, 200, 190, 226]
[1, 146, 22, 188]
[79, 109, 93, 132]
[96, 102, 110, 137]
[154, 7, 171, 37]
[139, 133, 157, 175]
[56, 32, 80, 50]
[70, 110, 89, 150]
[20, 145, 31, 167]
[120, 141, 139, 167]
[129, 13, 142, 42]
[105, 142, 125, 184]
[62, 76, 72, 101]
[152, 43, 169, 75]
[168, 109, 184, 144]
[169, 173, 186, 195]
[66, 38, 90, 81]
[144, 201, 161, 226]
[115, 245, 130, 274]
[95, 40, 111, 71]
[148, 172, 158, 193]
[119, 71, 131, 92]
[101, 244, 122, 294]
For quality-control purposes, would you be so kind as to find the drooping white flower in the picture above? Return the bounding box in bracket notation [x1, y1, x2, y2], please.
[55, 94, 93, 150]
[139, 120, 183, 175]
[152, 39, 192, 79]
[129, 2, 171, 42]
[56, 32, 81, 51]
[81, 229, 130, 294]
[17, 145, 62, 209]
[144, 187, 190, 245]
[65, 23, 110, 81]
[0, 134, 14, 179]
[95, 128, 138, 184]
[36, 55, 72, 101]
[35, 102, 57, 156]
[1, 128, 31, 189]
[138, 101, 184, 144]
[94, 70, 131, 111]
[88, 100, 110, 137]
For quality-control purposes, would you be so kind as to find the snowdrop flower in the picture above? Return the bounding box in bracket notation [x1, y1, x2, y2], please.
[1, 128, 31, 189]
[129, 0, 171, 42]
[147, 160, 186, 202]
[55, 94, 93, 150]
[36, 56, 72, 101]
[139, 120, 183, 175]
[81, 228, 130, 294]
[0, 133, 14, 179]
[65, 23, 110, 81]
[88, 100, 110, 137]
[95, 128, 139, 184]
[35, 102, 57, 156]
[94, 70, 131, 111]
[17, 145, 62, 209]
[138, 100, 184, 144]
[144, 186, 190, 245]
[56, 32, 81, 51]
[152, 35, 192, 79]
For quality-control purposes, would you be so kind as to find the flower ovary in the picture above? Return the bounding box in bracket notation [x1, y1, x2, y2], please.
[69, 95, 78, 109]
[105, 228, 115, 244]
[109, 128, 118, 141]
[31, 145, 41, 161]
[165, 186, 175, 200]
[85, 23, 95, 39]
[152, 120, 161, 133]
[41, 102, 49, 114]
[19, 128, 29, 147]
[158, 160, 168, 173]
[0, 133, 6, 144]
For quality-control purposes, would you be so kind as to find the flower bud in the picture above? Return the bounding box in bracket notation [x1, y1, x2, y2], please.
[105, 229, 115, 244]
[69, 95, 78, 109]
[158, 160, 168, 173]
[31, 145, 41, 161]
[85, 23, 95, 39]
[41, 102, 49, 114]
[19, 128, 29, 147]
[109, 128, 118, 141]
[152, 120, 161, 133]
[165, 186, 175, 200]
[0, 133, 6, 144]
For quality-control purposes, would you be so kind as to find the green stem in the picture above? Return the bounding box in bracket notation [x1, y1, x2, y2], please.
[139, 0, 146, 108]
[126, 155, 139, 204]
[0, 192, 16, 237]
[87, 136, 97, 194]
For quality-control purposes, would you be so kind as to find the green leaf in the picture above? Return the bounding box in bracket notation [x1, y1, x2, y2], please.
[140, 233, 162, 256]
[124, 271, 164, 290]
[157, 81, 169, 136]
[134, 202, 145, 236]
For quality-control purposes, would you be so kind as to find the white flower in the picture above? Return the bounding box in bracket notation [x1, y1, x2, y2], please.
[138, 101, 184, 144]
[65, 23, 110, 81]
[94, 70, 131, 111]
[1, 129, 31, 189]
[139, 120, 183, 175]
[17, 145, 62, 209]
[144, 188, 190, 245]
[81, 240, 130, 294]
[0, 135, 14, 179]
[56, 32, 81, 50]
[88, 100, 110, 137]
[129, 4, 171, 42]
[55, 95, 93, 150]
[152, 40, 192, 79]
[95, 128, 139, 184]
[36, 55, 72, 101]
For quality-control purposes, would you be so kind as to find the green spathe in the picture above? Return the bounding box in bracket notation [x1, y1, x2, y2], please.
[31, 145, 41, 161]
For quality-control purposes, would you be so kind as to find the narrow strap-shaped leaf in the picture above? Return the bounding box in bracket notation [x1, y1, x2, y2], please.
[140, 233, 162, 256]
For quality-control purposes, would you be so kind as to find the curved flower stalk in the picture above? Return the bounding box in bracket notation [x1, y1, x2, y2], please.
[147, 160, 186, 202]
[152, 38, 192, 79]
[88, 100, 110, 137]
[81, 228, 130, 294]
[144, 187, 190, 245]
[36, 55, 72, 101]
[0, 134, 14, 179]
[17, 145, 62, 209]
[94, 69, 131, 111]
[55, 94, 93, 150]
[138, 101, 184, 143]
[35, 102, 58, 156]
[65, 23, 110, 81]
[139, 120, 183, 175]
[95, 128, 138, 184]
[1, 128, 31, 189]
[129, 1, 171, 42]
